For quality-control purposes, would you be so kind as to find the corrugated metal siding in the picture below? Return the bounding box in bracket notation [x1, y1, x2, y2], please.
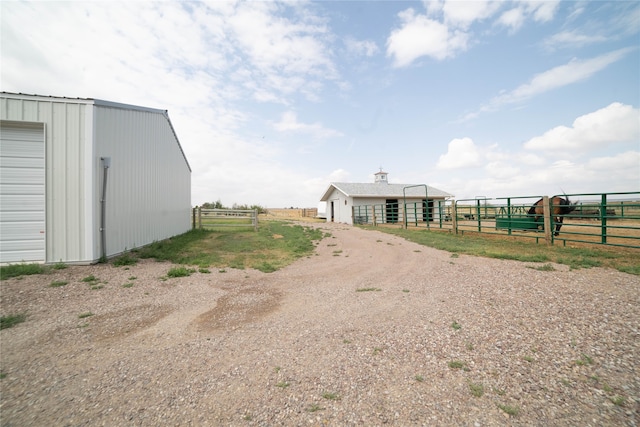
[1, 93, 191, 262]
[94, 106, 191, 256]
[0, 96, 92, 263]
[0, 121, 46, 263]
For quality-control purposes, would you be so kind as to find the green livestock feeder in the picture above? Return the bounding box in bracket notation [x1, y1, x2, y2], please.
[495, 214, 540, 232]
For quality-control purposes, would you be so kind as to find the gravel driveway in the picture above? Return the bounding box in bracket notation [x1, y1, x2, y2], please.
[1, 222, 638, 426]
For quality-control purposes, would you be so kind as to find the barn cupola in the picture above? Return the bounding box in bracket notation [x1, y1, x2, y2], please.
[374, 168, 388, 184]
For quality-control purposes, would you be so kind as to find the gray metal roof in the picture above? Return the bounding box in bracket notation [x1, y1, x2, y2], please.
[320, 182, 453, 201]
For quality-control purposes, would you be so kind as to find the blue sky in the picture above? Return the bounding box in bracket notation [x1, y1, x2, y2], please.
[2, 0, 638, 208]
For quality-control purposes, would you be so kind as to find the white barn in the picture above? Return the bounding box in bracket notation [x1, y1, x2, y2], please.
[0, 92, 191, 264]
[319, 170, 453, 225]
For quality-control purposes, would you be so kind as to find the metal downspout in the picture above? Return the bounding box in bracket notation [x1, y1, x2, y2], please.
[100, 157, 111, 260]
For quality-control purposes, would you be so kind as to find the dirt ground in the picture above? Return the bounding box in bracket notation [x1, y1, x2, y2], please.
[1, 221, 638, 426]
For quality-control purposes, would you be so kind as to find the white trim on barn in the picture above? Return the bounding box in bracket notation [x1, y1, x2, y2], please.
[0, 92, 192, 264]
[319, 171, 453, 225]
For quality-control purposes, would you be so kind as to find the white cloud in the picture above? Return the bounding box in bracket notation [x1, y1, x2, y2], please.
[344, 37, 379, 57]
[497, 7, 525, 32]
[440, 0, 501, 29]
[543, 30, 608, 50]
[390, 1, 560, 68]
[273, 111, 344, 139]
[524, 103, 640, 153]
[436, 137, 483, 170]
[526, 0, 560, 23]
[386, 8, 468, 67]
[465, 48, 634, 119]
[588, 151, 640, 171]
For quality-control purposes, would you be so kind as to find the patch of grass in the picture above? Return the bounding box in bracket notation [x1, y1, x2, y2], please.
[52, 261, 68, 270]
[167, 266, 196, 278]
[493, 388, 506, 396]
[523, 355, 534, 363]
[0, 371, 6, 379]
[81, 274, 103, 289]
[198, 267, 210, 273]
[466, 343, 474, 351]
[367, 226, 640, 275]
[49, 280, 68, 288]
[529, 263, 556, 271]
[0, 263, 46, 280]
[469, 382, 484, 397]
[307, 403, 324, 412]
[122, 283, 134, 288]
[112, 253, 137, 267]
[610, 395, 625, 406]
[332, 250, 343, 256]
[415, 375, 424, 382]
[275, 381, 290, 388]
[575, 353, 593, 366]
[136, 221, 325, 273]
[402, 289, 410, 293]
[1, 313, 27, 330]
[356, 287, 381, 292]
[451, 321, 462, 330]
[322, 392, 340, 401]
[255, 262, 277, 273]
[448, 360, 466, 370]
[78, 312, 93, 319]
[498, 404, 519, 416]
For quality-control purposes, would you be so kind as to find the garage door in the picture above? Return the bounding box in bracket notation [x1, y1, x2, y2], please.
[0, 121, 46, 264]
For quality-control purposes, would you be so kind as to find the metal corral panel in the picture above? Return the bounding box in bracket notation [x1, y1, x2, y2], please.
[93, 103, 191, 257]
[0, 121, 46, 263]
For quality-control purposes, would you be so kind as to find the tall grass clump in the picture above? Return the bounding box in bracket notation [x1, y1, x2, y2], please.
[0, 263, 46, 280]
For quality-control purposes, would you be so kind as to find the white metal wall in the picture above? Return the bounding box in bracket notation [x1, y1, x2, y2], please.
[0, 93, 191, 263]
[94, 104, 191, 257]
[0, 121, 46, 263]
[0, 95, 93, 263]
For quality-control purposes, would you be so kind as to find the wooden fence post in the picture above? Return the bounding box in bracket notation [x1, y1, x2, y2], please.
[198, 206, 202, 230]
[542, 196, 552, 245]
[192, 207, 197, 230]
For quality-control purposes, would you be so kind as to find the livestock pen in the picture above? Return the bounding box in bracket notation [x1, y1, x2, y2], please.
[354, 192, 640, 249]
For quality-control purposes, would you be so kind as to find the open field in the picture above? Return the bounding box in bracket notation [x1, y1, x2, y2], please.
[1, 222, 638, 426]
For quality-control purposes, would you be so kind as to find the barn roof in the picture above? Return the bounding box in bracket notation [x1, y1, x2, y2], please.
[320, 182, 453, 201]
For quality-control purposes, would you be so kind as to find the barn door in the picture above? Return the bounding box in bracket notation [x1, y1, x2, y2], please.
[0, 121, 46, 263]
[422, 199, 434, 222]
[385, 199, 398, 223]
